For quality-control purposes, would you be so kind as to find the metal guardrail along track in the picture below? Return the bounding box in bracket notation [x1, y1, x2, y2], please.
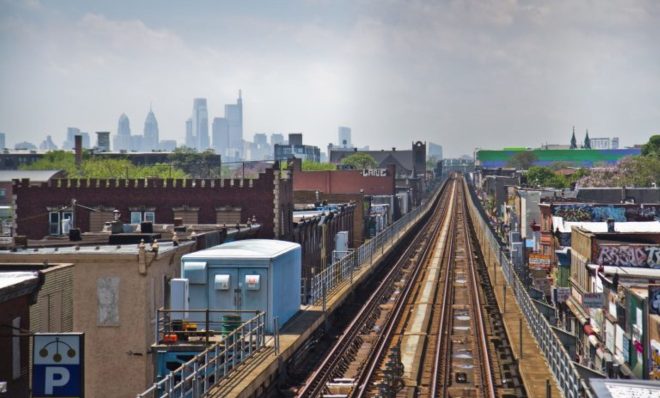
[295, 178, 453, 398]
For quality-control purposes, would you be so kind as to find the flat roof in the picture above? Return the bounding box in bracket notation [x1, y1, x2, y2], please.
[589, 378, 660, 397]
[6, 240, 193, 255]
[183, 239, 299, 260]
[588, 264, 660, 279]
[0, 271, 38, 290]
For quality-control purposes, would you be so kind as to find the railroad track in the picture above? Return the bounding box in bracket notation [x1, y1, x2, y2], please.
[296, 175, 525, 398]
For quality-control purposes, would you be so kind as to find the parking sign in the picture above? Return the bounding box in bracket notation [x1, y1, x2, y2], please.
[33, 333, 84, 397]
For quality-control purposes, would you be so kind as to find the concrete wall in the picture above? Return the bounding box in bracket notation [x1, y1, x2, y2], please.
[12, 167, 292, 240]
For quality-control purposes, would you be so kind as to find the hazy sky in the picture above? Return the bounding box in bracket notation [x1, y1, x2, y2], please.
[1, 0, 659, 157]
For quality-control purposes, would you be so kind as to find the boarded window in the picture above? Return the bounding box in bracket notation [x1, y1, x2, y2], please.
[173, 207, 199, 225]
[97, 277, 120, 326]
[216, 206, 242, 225]
[89, 210, 115, 232]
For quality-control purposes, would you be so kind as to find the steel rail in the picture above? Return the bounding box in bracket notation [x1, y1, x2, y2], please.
[295, 179, 453, 398]
[460, 184, 497, 397]
[351, 181, 456, 398]
[430, 187, 459, 397]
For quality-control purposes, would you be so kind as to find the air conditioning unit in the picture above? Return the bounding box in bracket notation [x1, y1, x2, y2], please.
[170, 278, 189, 320]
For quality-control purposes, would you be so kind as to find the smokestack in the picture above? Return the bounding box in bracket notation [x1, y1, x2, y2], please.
[74, 135, 83, 168]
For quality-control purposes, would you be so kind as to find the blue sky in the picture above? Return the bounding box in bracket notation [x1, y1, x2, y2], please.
[1, 0, 659, 157]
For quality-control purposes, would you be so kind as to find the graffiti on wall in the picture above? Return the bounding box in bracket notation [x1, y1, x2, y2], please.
[596, 245, 660, 268]
[553, 204, 658, 222]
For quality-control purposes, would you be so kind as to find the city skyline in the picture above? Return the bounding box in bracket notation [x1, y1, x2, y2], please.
[1, 1, 659, 157]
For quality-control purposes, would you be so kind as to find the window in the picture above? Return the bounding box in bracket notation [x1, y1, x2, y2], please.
[130, 211, 155, 224]
[48, 210, 72, 235]
[0, 188, 6, 198]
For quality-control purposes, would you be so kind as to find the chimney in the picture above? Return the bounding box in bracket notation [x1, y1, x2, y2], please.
[606, 218, 615, 233]
[74, 135, 83, 168]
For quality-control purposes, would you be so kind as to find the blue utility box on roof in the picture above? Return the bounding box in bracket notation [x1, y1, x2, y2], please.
[180, 239, 301, 333]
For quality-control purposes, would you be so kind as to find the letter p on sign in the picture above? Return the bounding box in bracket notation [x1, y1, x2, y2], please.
[45, 367, 70, 394]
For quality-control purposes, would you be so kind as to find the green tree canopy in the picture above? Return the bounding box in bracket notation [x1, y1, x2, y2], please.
[506, 151, 538, 170]
[641, 134, 660, 158]
[526, 166, 569, 188]
[21, 151, 187, 178]
[168, 147, 221, 178]
[340, 153, 378, 169]
[302, 160, 336, 171]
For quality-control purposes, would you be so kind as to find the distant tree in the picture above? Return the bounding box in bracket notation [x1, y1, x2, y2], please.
[302, 160, 336, 171]
[22, 150, 76, 174]
[168, 147, 220, 178]
[21, 152, 187, 178]
[577, 156, 660, 187]
[570, 127, 577, 149]
[641, 135, 660, 158]
[526, 166, 569, 188]
[506, 151, 538, 170]
[340, 153, 378, 169]
[548, 161, 576, 170]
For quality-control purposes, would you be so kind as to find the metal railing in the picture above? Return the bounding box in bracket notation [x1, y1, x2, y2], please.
[464, 179, 593, 398]
[154, 309, 260, 346]
[137, 311, 267, 398]
[309, 186, 441, 306]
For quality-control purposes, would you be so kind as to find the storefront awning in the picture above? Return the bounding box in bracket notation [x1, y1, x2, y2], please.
[566, 296, 589, 325]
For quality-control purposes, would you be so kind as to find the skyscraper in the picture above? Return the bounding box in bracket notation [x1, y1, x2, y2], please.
[338, 126, 352, 148]
[212, 117, 229, 156]
[192, 98, 209, 150]
[225, 90, 243, 159]
[62, 127, 81, 149]
[113, 113, 132, 151]
[271, 133, 284, 146]
[185, 118, 194, 148]
[0, 132, 5, 150]
[96, 131, 110, 152]
[143, 106, 159, 151]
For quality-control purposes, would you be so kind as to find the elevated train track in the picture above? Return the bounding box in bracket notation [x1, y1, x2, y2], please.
[295, 175, 524, 398]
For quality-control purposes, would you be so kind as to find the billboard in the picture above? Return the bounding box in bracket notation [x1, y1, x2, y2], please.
[33, 333, 84, 398]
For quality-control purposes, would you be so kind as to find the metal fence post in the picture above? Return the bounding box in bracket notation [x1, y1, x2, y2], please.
[519, 317, 523, 360]
[503, 284, 507, 313]
[274, 317, 280, 356]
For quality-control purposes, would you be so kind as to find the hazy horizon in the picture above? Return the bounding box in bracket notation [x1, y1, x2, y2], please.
[1, 0, 659, 157]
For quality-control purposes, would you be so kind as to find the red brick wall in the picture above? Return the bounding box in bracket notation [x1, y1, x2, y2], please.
[292, 163, 395, 195]
[13, 167, 292, 240]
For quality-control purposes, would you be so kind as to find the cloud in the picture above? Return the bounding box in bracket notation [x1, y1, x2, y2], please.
[0, 1, 658, 156]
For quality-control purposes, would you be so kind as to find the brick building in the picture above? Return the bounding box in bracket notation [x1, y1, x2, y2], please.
[12, 166, 293, 240]
[291, 159, 396, 195]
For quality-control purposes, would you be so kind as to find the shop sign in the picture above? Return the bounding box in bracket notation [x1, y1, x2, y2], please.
[582, 293, 604, 308]
[528, 253, 552, 268]
[556, 287, 571, 303]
